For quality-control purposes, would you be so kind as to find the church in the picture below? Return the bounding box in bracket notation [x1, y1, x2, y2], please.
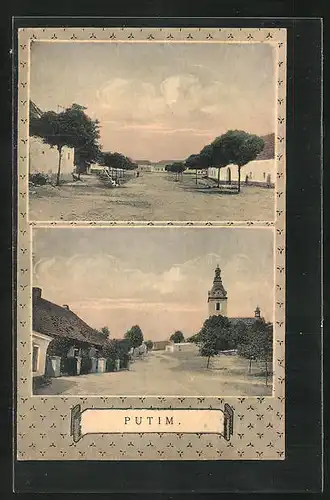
[208, 264, 262, 326]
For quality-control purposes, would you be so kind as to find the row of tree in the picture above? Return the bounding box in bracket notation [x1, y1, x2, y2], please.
[166, 130, 265, 193]
[101, 152, 138, 172]
[97, 324, 155, 371]
[188, 315, 273, 385]
[30, 103, 138, 186]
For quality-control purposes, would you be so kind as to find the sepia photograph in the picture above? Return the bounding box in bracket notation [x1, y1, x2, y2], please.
[28, 41, 276, 222]
[32, 227, 274, 397]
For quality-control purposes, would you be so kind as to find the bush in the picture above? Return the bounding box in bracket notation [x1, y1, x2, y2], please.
[61, 357, 78, 376]
[29, 172, 50, 186]
[106, 358, 116, 372]
[80, 356, 92, 374]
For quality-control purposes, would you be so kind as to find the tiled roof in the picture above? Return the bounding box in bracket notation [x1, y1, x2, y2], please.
[229, 317, 258, 327]
[30, 101, 43, 119]
[33, 292, 106, 347]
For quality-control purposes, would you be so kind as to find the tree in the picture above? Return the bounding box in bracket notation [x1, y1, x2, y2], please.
[219, 130, 264, 193]
[187, 333, 200, 343]
[124, 325, 144, 349]
[170, 331, 185, 343]
[145, 340, 153, 351]
[229, 321, 249, 349]
[237, 320, 273, 384]
[185, 154, 201, 185]
[210, 136, 231, 187]
[197, 315, 232, 368]
[99, 326, 110, 338]
[100, 151, 137, 180]
[252, 321, 273, 386]
[30, 103, 101, 185]
[102, 338, 131, 371]
[200, 337, 219, 368]
[237, 334, 257, 374]
[167, 162, 186, 181]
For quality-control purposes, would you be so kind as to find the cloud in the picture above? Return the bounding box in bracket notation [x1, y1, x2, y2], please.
[95, 73, 245, 126]
[34, 250, 273, 336]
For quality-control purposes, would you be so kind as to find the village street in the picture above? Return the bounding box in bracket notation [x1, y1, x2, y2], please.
[36, 350, 272, 397]
[29, 172, 274, 222]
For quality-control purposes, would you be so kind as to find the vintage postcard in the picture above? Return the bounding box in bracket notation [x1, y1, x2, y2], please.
[16, 27, 286, 461]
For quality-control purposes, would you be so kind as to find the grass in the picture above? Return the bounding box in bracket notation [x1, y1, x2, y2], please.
[165, 350, 272, 384]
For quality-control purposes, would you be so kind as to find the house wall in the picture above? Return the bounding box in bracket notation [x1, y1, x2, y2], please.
[208, 297, 228, 317]
[166, 342, 198, 353]
[184, 168, 206, 175]
[32, 331, 53, 377]
[152, 341, 170, 351]
[207, 159, 275, 186]
[29, 136, 75, 181]
[138, 165, 153, 172]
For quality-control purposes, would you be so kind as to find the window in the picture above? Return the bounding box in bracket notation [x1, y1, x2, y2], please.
[73, 348, 80, 357]
[68, 152, 71, 160]
[32, 344, 39, 372]
[216, 302, 221, 311]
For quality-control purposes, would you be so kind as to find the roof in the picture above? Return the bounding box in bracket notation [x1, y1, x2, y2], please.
[208, 265, 227, 300]
[229, 317, 258, 327]
[30, 101, 43, 119]
[33, 293, 106, 347]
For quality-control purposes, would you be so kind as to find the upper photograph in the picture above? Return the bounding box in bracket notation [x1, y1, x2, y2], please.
[28, 40, 279, 222]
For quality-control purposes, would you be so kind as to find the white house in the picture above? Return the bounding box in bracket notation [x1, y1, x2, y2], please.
[138, 164, 153, 172]
[165, 342, 198, 353]
[152, 164, 167, 172]
[32, 331, 53, 378]
[207, 159, 275, 187]
[29, 136, 75, 182]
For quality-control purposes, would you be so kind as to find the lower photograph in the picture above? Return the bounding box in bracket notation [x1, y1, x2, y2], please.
[32, 226, 274, 397]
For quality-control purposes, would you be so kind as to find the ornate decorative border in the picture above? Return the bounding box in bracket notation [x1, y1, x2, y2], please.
[16, 27, 286, 460]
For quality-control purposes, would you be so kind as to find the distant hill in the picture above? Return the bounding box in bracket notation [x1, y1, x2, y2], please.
[256, 133, 275, 160]
[156, 160, 181, 165]
[135, 159, 153, 165]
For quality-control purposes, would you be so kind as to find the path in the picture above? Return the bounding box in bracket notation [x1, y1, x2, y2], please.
[36, 351, 271, 396]
[29, 172, 274, 221]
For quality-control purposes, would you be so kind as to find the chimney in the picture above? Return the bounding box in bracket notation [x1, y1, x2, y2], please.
[62, 304, 70, 310]
[32, 287, 42, 301]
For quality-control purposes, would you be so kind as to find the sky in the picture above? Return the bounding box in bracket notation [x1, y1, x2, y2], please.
[33, 227, 274, 341]
[30, 41, 275, 162]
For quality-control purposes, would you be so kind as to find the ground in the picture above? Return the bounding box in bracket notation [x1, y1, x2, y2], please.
[35, 350, 272, 396]
[29, 172, 274, 221]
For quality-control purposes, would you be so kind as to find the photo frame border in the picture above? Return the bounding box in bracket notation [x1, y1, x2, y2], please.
[12, 14, 322, 492]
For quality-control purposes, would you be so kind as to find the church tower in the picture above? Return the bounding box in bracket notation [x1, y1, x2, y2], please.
[208, 265, 228, 317]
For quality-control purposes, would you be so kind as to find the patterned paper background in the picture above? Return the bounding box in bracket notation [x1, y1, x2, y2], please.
[16, 27, 286, 460]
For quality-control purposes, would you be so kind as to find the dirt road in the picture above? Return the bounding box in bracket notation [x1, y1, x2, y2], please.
[36, 351, 272, 397]
[29, 172, 274, 221]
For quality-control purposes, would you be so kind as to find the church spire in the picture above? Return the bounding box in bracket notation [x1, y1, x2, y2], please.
[208, 265, 227, 300]
[208, 265, 228, 316]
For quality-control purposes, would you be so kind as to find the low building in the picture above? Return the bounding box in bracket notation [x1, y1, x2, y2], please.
[152, 340, 171, 351]
[165, 342, 198, 353]
[29, 135, 75, 182]
[137, 164, 153, 172]
[152, 164, 167, 172]
[207, 159, 275, 188]
[32, 287, 107, 379]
